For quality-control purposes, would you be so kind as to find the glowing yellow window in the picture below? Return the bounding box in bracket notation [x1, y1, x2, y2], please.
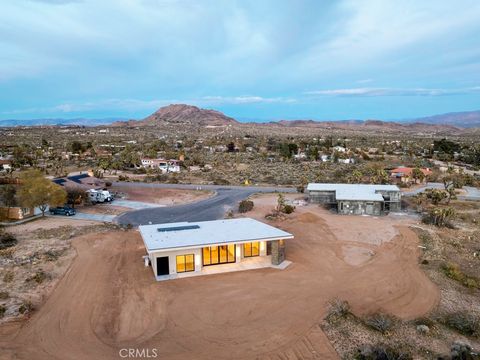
[176, 254, 195, 273]
[244, 242, 260, 257]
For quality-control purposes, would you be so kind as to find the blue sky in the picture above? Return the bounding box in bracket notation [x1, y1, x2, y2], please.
[1, 0, 480, 122]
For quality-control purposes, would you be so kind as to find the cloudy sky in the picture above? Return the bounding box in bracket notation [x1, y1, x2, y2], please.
[1, 0, 480, 121]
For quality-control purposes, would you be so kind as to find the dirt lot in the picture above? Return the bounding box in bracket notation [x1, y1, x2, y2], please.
[110, 185, 213, 205]
[75, 204, 131, 216]
[0, 194, 439, 360]
[0, 217, 116, 326]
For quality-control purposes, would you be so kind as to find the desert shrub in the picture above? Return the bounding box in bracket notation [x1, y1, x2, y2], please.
[105, 181, 112, 187]
[118, 175, 129, 182]
[422, 207, 455, 227]
[443, 311, 479, 337]
[296, 185, 305, 193]
[238, 200, 254, 213]
[0, 232, 17, 250]
[413, 316, 435, 328]
[44, 249, 64, 261]
[213, 177, 230, 185]
[0, 305, 5, 318]
[449, 340, 477, 360]
[3, 271, 14, 283]
[355, 343, 412, 360]
[283, 204, 295, 214]
[25, 270, 48, 284]
[442, 262, 479, 289]
[0, 291, 9, 300]
[326, 299, 351, 322]
[363, 313, 397, 334]
[18, 301, 34, 315]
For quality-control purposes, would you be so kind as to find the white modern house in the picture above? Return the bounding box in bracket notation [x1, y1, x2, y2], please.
[140, 158, 181, 173]
[139, 218, 294, 281]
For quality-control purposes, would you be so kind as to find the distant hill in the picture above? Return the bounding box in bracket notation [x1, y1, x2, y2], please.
[405, 110, 480, 128]
[271, 118, 460, 133]
[115, 104, 238, 127]
[0, 117, 125, 127]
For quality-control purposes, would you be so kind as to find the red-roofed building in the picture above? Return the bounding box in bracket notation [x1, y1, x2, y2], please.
[390, 167, 432, 185]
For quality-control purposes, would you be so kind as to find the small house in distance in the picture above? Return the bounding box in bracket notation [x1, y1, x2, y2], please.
[307, 183, 401, 215]
[139, 218, 294, 281]
[390, 167, 432, 185]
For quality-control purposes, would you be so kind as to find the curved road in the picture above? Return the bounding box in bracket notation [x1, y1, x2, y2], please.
[114, 182, 296, 226]
[403, 182, 480, 201]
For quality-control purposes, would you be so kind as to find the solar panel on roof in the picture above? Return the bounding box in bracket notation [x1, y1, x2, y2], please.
[157, 225, 200, 232]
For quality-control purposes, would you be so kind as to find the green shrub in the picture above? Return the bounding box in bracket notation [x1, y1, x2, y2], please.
[443, 311, 479, 337]
[363, 313, 397, 334]
[238, 200, 254, 213]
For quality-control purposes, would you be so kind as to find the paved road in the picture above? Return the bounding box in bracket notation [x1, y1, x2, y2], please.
[403, 182, 480, 200]
[114, 182, 296, 226]
[112, 199, 165, 209]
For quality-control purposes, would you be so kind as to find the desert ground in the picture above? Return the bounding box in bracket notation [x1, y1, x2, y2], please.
[110, 185, 213, 206]
[0, 194, 438, 359]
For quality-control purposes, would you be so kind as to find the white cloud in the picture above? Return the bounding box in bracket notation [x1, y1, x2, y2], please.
[305, 86, 480, 97]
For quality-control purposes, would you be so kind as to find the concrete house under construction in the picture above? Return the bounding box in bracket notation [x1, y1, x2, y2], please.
[307, 183, 401, 215]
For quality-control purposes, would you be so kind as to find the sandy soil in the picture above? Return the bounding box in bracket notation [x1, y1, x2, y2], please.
[0, 194, 439, 360]
[110, 185, 213, 205]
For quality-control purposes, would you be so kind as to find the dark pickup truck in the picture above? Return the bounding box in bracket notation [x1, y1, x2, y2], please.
[49, 206, 76, 216]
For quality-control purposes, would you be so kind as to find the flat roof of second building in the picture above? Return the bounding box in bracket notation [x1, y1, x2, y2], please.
[139, 218, 294, 252]
[307, 183, 400, 202]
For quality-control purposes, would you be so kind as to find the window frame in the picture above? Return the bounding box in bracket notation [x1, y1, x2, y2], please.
[243, 241, 260, 257]
[202, 245, 236, 266]
[176, 254, 195, 273]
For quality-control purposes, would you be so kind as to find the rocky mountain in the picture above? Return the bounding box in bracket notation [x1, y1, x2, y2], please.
[117, 104, 238, 127]
[406, 110, 480, 128]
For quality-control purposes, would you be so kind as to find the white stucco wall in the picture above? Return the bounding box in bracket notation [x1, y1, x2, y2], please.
[149, 241, 269, 277]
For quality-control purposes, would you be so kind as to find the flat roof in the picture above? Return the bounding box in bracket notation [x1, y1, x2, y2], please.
[139, 218, 294, 252]
[306, 183, 400, 202]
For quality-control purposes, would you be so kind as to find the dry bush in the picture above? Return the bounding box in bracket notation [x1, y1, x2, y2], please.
[238, 200, 254, 213]
[326, 299, 351, 322]
[18, 301, 34, 315]
[0, 232, 17, 250]
[0, 305, 5, 318]
[442, 262, 479, 289]
[25, 270, 49, 284]
[442, 311, 480, 337]
[354, 343, 412, 360]
[0, 291, 9, 300]
[363, 313, 397, 334]
[3, 270, 14, 283]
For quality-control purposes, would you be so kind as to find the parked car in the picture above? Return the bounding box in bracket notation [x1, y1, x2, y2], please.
[49, 206, 76, 216]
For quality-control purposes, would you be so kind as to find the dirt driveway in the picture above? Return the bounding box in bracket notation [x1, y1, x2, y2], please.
[0, 196, 439, 360]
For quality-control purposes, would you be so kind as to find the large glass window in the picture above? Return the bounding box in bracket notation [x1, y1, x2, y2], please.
[244, 242, 260, 257]
[202, 245, 236, 266]
[176, 254, 195, 273]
